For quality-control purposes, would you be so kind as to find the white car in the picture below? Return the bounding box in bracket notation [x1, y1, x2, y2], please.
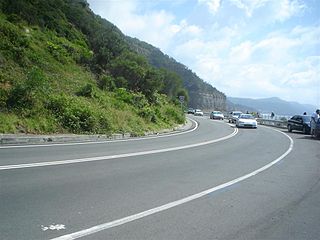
[236, 114, 257, 128]
[210, 111, 224, 120]
[194, 109, 204, 116]
[228, 111, 242, 123]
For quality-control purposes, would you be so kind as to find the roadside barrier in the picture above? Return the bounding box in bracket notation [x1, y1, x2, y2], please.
[257, 118, 287, 129]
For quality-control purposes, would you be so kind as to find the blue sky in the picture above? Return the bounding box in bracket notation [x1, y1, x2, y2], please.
[87, 0, 320, 106]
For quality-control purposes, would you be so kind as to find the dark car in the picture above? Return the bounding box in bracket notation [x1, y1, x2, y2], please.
[187, 108, 194, 114]
[287, 115, 311, 134]
[315, 120, 320, 139]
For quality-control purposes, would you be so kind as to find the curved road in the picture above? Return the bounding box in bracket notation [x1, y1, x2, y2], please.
[0, 116, 319, 240]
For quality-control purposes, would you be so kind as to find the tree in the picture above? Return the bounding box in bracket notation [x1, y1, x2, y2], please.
[160, 69, 183, 99]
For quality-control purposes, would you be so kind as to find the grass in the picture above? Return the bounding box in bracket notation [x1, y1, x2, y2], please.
[0, 14, 185, 135]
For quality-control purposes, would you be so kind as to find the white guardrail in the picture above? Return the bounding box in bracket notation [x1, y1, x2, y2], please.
[256, 118, 288, 129]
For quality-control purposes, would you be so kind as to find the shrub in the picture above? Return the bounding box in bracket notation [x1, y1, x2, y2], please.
[46, 94, 113, 133]
[115, 88, 133, 104]
[0, 17, 30, 64]
[164, 106, 185, 124]
[139, 106, 157, 123]
[98, 74, 115, 91]
[0, 87, 9, 110]
[0, 113, 19, 133]
[6, 66, 48, 110]
[131, 92, 148, 109]
[77, 83, 96, 98]
[6, 84, 32, 109]
[26, 66, 48, 91]
[46, 40, 69, 63]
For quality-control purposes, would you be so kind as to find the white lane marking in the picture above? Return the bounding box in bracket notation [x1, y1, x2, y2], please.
[41, 224, 66, 231]
[0, 128, 238, 171]
[0, 119, 198, 149]
[51, 129, 293, 240]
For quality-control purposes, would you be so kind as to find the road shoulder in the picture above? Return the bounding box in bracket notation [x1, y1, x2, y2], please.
[0, 118, 194, 145]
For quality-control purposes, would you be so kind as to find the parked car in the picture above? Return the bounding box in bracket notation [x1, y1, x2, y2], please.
[187, 108, 195, 114]
[287, 115, 311, 134]
[210, 111, 224, 120]
[236, 114, 257, 128]
[314, 120, 320, 139]
[228, 111, 243, 123]
[194, 109, 204, 116]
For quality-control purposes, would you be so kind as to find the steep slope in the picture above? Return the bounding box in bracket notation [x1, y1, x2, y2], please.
[126, 37, 226, 110]
[0, 0, 185, 134]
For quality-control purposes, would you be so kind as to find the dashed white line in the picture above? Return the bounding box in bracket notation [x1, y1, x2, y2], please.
[51, 128, 294, 240]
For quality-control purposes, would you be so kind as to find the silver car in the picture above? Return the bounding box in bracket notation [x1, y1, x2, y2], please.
[210, 111, 224, 120]
[194, 109, 204, 116]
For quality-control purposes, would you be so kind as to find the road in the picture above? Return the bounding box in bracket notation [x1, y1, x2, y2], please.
[0, 115, 319, 240]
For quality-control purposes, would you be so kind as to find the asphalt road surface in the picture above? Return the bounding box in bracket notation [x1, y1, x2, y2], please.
[1, 115, 319, 240]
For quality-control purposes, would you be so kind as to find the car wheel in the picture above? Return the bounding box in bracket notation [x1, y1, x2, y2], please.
[288, 125, 292, 132]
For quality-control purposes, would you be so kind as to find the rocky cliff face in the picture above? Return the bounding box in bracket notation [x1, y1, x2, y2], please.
[126, 37, 227, 111]
[189, 91, 226, 111]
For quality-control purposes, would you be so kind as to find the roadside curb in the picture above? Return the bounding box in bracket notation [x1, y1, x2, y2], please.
[0, 118, 194, 145]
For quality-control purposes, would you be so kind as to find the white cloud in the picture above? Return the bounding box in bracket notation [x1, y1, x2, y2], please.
[87, 0, 319, 105]
[226, 23, 320, 65]
[272, 0, 306, 22]
[187, 23, 320, 104]
[198, 0, 222, 14]
[228, 0, 306, 21]
[184, 24, 203, 35]
[290, 25, 320, 47]
[88, 0, 203, 51]
[174, 38, 229, 67]
[229, 41, 254, 63]
[253, 36, 299, 63]
[171, 20, 203, 36]
[283, 57, 320, 87]
[229, 0, 268, 17]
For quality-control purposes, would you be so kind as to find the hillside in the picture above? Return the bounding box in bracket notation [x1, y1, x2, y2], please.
[0, 0, 186, 135]
[126, 37, 226, 110]
[228, 97, 316, 116]
[226, 99, 257, 113]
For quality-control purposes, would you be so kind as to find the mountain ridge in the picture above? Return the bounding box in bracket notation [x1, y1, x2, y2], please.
[126, 37, 226, 110]
[228, 97, 317, 116]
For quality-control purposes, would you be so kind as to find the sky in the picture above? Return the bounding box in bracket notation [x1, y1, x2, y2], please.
[87, 0, 320, 106]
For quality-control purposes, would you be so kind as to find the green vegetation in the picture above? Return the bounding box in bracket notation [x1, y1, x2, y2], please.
[126, 37, 225, 109]
[0, 0, 186, 135]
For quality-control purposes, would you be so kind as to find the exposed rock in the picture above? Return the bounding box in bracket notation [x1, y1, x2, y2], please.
[189, 91, 226, 111]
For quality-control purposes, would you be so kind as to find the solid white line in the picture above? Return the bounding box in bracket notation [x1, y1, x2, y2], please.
[0, 127, 238, 171]
[51, 128, 294, 240]
[0, 119, 198, 149]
